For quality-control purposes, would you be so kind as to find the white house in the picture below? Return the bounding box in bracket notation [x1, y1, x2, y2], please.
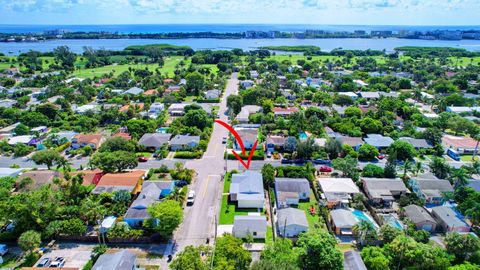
[233, 215, 267, 239]
[277, 208, 309, 237]
[229, 171, 264, 209]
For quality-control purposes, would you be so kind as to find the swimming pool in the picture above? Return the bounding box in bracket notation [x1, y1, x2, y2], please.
[299, 132, 308, 140]
[352, 209, 379, 229]
[382, 214, 404, 230]
[156, 127, 169, 133]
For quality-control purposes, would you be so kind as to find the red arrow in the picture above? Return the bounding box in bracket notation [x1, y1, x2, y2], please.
[215, 119, 257, 170]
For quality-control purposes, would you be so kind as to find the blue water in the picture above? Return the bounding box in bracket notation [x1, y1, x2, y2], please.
[2, 37, 480, 55]
[383, 215, 404, 230]
[352, 209, 379, 228]
[2, 24, 480, 34]
[156, 127, 169, 133]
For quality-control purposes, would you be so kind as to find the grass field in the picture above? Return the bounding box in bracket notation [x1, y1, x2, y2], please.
[295, 191, 326, 230]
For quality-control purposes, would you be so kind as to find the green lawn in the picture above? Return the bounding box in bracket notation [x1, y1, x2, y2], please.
[295, 191, 326, 230]
[219, 195, 262, 224]
[460, 155, 480, 161]
[265, 226, 274, 245]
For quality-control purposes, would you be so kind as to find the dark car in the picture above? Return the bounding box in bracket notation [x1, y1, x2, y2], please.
[37, 258, 51, 267]
[313, 159, 331, 165]
[281, 158, 293, 164]
[294, 159, 306, 165]
[175, 180, 189, 187]
[377, 153, 386, 160]
[138, 156, 148, 162]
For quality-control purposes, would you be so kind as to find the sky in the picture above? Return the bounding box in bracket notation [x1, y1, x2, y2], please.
[0, 0, 479, 25]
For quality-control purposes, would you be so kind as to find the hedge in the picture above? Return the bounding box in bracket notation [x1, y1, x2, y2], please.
[226, 149, 265, 160]
[174, 151, 203, 159]
[195, 98, 221, 103]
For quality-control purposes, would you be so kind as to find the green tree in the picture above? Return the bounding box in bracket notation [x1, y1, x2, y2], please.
[430, 157, 451, 179]
[98, 137, 137, 153]
[90, 151, 138, 173]
[380, 224, 403, 244]
[170, 245, 207, 270]
[226, 95, 243, 115]
[18, 230, 41, 253]
[13, 143, 34, 157]
[362, 164, 384, 177]
[125, 119, 156, 140]
[388, 140, 417, 161]
[186, 71, 205, 95]
[325, 138, 342, 160]
[260, 238, 299, 268]
[31, 149, 62, 170]
[53, 45, 76, 68]
[360, 246, 391, 270]
[14, 123, 30, 135]
[148, 200, 183, 235]
[332, 157, 358, 179]
[296, 138, 319, 160]
[184, 109, 210, 130]
[358, 144, 379, 161]
[445, 232, 480, 262]
[261, 163, 275, 187]
[295, 230, 343, 270]
[353, 220, 377, 246]
[213, 234, 251, 270]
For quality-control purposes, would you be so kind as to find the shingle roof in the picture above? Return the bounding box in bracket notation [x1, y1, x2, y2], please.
[170, 135, 200, 145]
[92, 250, 136, 270]
[275, 178, 310, 193]
[363, 134, 394, 148]
[230, 171, 264, 201]
[233, 215, 267, 233]
[17, 170, 63, 190]
[138, 133, 172, 148]
[344, 251, 368, 270]
[431, 206, 469, 228]
[362, 178, 409, 199]
[277, 208, 308, 227]
[330, 209, 358, 228]
[399, 137, 433, 148]
[403, 205, 436, 225]
[414, 179, 454, 197]
[317, 178, 360, 194]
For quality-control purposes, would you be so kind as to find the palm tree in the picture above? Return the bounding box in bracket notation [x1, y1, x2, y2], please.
[449, 168, 470, 188]
[56, 156, 71, 172]
[80, 198, 106, 225]
[167, 187, 186, 203]
[353, 220, 376, 246]
[413, 161, 424, 176]
[400, 160, 413, 181]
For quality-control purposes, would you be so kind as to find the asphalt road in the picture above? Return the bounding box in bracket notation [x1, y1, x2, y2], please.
[172, 73, 239, 252]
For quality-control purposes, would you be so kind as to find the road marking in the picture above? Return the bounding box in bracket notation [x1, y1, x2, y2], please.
[202, 175, 211, 197]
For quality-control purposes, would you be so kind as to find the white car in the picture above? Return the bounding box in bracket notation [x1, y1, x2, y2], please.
[186, 190, 195, 205]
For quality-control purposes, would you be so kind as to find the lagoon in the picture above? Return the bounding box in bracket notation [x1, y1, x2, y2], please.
[1, 37, 480, 55]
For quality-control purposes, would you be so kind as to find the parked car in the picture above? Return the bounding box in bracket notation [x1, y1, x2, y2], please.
[222, 137, 227, 144]
[313, 159, 331, 165]
[37, 257, 51, 267]
[377, 153, 386, 159]
[49, 257, 65, 268]
[187, 190, 195, 205]
[266, 152, 272, 158]
[294, 159, 306, 165]
[138, 156, 148, 162]
[175, 180, 189, 187]
[319, 166, 333, 173]
[281, 158, 293, 164]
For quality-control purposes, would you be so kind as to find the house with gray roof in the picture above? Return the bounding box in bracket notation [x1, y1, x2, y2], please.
[204, 89, 221, 99]
[124, 87, 144, 96]
[336, 135, 364, 150]
[92, 250, 142, 270]
[431, 206, 470, 233]
[229, 171, 264, 209]
[274, 178, 310, 208]
[170, 135, 200, 151]
[362, 178, 409, 208]
[344, 251, 368, 270]
[138, 133, 172, 150]
[409, 178, 454, 206]
[399, 137, 433, 149]
[363, 134, 394, 149]
[233, 215, 267, 239]
[330, 209, 358, 235]
[277, 208, 309, 237]
[124, 181, 175, 227]
[0, 99, 17, 108]
[236, 105, 262, 123]
[234, 127, 259, 150]
[403, 204, 437, 232]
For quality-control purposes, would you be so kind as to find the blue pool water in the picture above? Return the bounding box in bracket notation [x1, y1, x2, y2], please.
[352, 210, 378, 228]
[299, 132, 308, 141]
[383, 215, 404, 230]
[156, 127, 169, 133]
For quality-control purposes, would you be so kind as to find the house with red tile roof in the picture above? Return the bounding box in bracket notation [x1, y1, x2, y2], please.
[70, 169, 104, 186]
[273, 107, 299, 117]
[72, 134, 103, 149]
[112, 132, 132, 140]
[92, 170, 146, 194]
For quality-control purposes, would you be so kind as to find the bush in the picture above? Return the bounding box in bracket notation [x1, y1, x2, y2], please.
[226, 149, 264, 160]
[107, 223, 143, 239]
[362, 164, 384, 177]
[174, 151, 203, 159]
